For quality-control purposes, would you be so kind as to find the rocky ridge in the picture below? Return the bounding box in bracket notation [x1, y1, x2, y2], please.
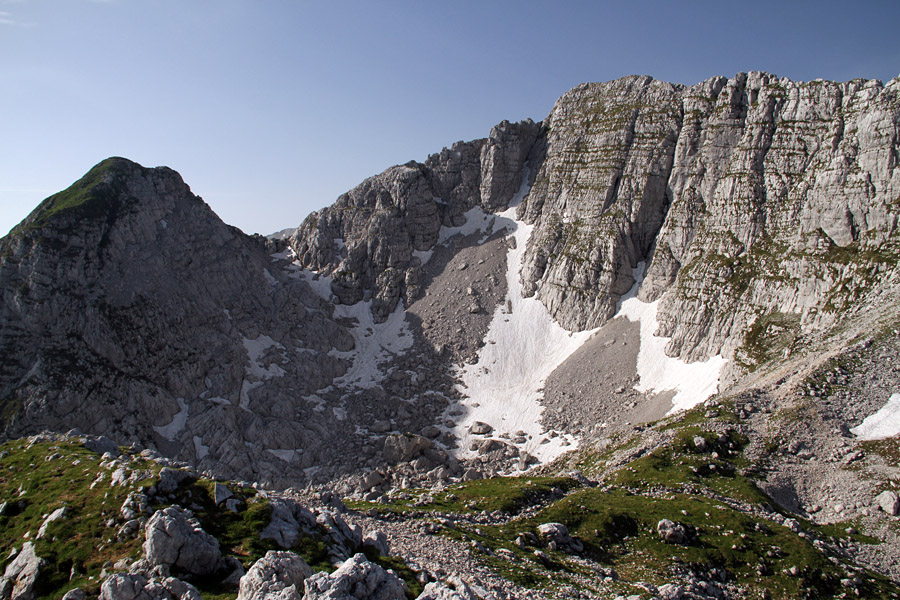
[1, 72, 900, 598]
[290, 72, 900, 383]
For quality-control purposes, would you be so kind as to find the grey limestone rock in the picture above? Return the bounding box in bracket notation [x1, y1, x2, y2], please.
[143, 507, 222, 576]
[0, 542, 45, 600]
[84, 435, 120, 457]
[415, 576, 479, 600]
[382, 433, 432, 465]
[876, 490, 900, 516]
[657, 519, 690, 545]
[60, 589, 85, 600]
[260, 499, 306, 549]
[289, 120, 541, 322]
[156, 468, 193, 494]
[520, 76, 683, 330]
[237, 551, 313, 600]
[99, 574, 200, 600]
[301, 553, 406, 600]
[361, 530, 390, 556]
[0, 157, 356, 487]
[537, 522, 572, 545]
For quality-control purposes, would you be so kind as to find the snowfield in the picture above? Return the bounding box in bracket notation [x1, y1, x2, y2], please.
[451, 184, 726, 466]
[618, 264, 727, 415]
[851, 392, 900, 440]
[452, 176, 594, 463]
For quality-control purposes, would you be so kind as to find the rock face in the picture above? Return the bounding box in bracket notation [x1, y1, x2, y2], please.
[143, 507, 222, 576]
[237, 551, 312, 600]
[0, 542, 44, 600]
[98, 574, 200, 600]
[0, 157, 361, 487]
[1, 72, 899, 494]
[519, 73, 900, 377]
[301, 554, 406, 600]
[643, 74, 900, 375]
[291, 72, 900, 382]
[289, 119, 542, 321]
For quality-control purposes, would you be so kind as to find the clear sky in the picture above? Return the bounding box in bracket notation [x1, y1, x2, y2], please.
[1, 0, 898, 237]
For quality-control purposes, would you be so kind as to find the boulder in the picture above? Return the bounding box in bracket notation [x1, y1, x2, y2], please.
[362, 530, 390, 556]
[261, 499, 302, 548]
[876, 490, 900, 516]
[143, 507, 222, 576]
[657, 519, 690, 545]
[99, 574, 200, 600]
[0, 541, 45, 600]
[536, 523, 571, 545]
[416, 576, 479, 600]
[302, 554, 406, 600]
[36, 507, 66, 539]
[99, 574, 166, 600]
[316, 511, 362, 561]
[156, 468, 194, 494]
[237, 551, 313, 600]
[61, 590, 85, 600]
[468, 422, 492, 435]
[84, 436, 120, 457]
[213, 483, 234, 505]
[383, 434, 432, 465]
[657, 583, 685, 600]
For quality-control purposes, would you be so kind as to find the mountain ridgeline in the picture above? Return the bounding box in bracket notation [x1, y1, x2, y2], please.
[1, 72, 898, 486]
[2, 72, 900, 599]
[291, 72, 900, 376]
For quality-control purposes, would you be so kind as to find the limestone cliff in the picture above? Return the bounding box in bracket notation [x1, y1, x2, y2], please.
[289, 119, 541, 321]
[293, 72, 900, 377]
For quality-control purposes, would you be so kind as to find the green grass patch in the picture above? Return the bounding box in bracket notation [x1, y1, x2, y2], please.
[347, 476, 579, 516]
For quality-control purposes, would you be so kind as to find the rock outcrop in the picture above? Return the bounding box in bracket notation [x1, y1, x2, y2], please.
[237, 551, 313, 600]
[301, 554, 407, 600]
[143, 507, 222, 576]
[290, 72, 900, 381]
[98, 574, 201, 600]
[289, 119, 541, 321]
[0, 542, 44, 600]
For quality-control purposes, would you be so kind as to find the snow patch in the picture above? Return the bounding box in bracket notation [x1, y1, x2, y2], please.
[452, 170, 590, 464]
[438, 206, 497, 245]
[271, 248, 297, 261]
[193, 436, 209, 460]
[153, 398, 189, 442]
[242, 335, 287, 380]
[851, 393, 900, 440]
[267, 448, 298, 463]
[263, 268, 277, 287]
[240, 380, 262, 411]
[618, 264, 726, 414]
[413, 249, 434, 266]
[326, 301, 414, 390]
[296, 269, 335, 301]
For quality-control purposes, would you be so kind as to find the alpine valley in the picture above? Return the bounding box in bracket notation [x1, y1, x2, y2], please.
[2, 72, 900, 600]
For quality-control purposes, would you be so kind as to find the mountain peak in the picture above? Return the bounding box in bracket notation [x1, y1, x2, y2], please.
[9, 157, 184, 237]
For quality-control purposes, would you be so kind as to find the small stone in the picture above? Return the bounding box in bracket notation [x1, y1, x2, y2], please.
[876, 490, 900, 516]
[469, 421, 493, 435]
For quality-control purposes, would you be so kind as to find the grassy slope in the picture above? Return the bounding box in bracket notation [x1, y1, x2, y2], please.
[0, 438, 415, 600]
[349, 404, 900, 600]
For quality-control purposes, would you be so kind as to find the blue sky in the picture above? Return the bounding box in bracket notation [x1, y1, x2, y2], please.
[1, 0, 898, 237]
